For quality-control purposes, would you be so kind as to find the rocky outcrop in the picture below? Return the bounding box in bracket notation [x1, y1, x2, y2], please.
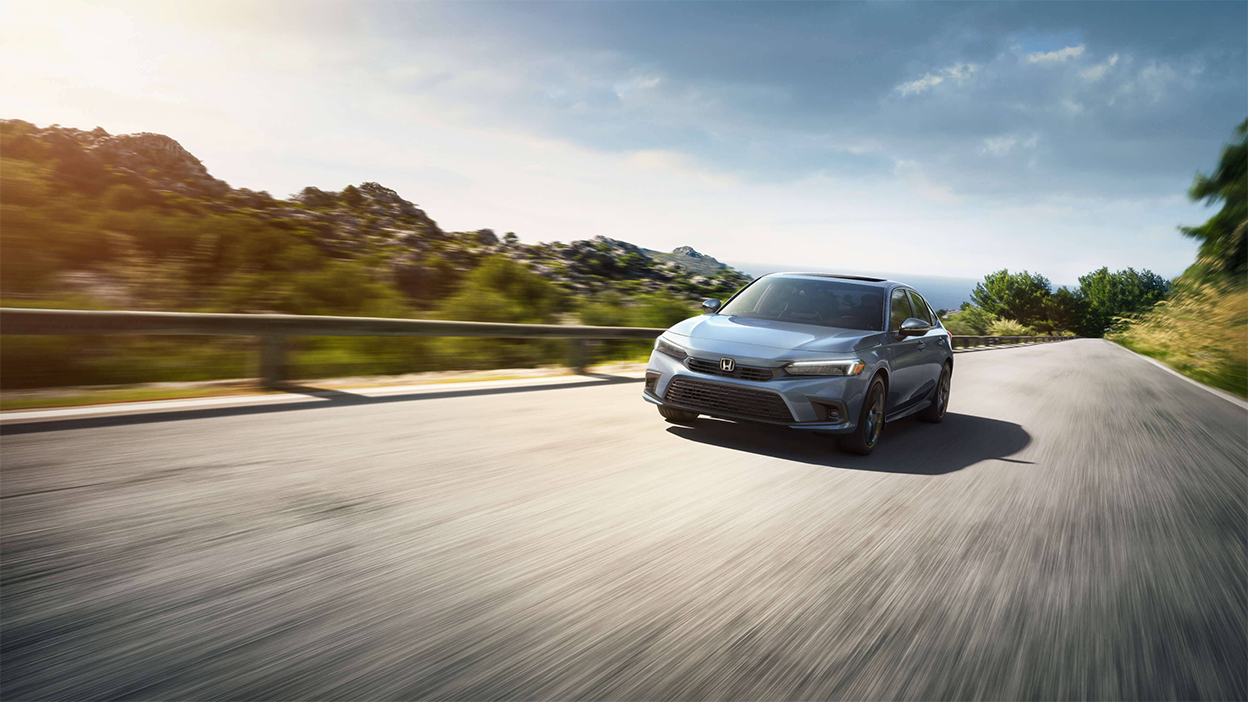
[2, 119, 753, 301]
[645, 244, 735, 277]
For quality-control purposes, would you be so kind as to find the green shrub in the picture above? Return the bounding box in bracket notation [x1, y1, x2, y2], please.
[944, 304, 996, 334]
[987, 318, 1035, 336]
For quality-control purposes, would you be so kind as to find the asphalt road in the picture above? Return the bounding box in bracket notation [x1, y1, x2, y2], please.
[2, 339, 1245, 700]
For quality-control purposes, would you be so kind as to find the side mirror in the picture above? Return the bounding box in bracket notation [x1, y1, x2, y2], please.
[898, 317, 931, 337]
[701, 299, 722, 314]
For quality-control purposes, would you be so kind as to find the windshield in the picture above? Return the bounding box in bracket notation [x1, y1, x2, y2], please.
[719, 277, 884, 331]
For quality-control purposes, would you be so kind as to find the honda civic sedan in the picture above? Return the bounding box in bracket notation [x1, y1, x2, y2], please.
[642, 273, 953, 454]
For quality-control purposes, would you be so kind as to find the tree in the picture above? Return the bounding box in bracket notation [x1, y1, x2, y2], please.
[1041, 287, 1088, 334]
[971, 270, 1052, 326]
[437, 256, 564, 368]
[503, 232, 519, 245]
[438, 256, 561, 324]
[1179, 118, 1247, 279]
[634, 292, 698, 328]
[1077, 267, 1170, 336]
[943, 303, 996, 335]
[341, 184, 363, 209]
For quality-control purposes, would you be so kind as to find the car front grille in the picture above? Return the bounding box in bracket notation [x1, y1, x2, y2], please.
[664, 377, 794, 423]
[686, 357, 776, 382]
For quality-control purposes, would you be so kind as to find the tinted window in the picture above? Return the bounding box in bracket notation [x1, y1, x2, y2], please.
[889, 289, 913, 330]
[719, 277, 884, 331]
[907, 290, 934, 325]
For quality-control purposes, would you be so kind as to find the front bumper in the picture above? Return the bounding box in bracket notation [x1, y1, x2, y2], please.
[643, 349, 870, 433]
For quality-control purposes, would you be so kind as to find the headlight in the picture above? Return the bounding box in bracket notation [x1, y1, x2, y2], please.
[784, 359, 865, 376]
[654, 336, 688, 360]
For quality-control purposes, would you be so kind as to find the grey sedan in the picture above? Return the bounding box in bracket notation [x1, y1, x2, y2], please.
[643, 273, 953, 454]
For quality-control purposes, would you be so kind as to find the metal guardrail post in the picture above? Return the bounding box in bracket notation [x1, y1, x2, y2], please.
[259, 334, 286, 389]
[569, 339, 589, 374]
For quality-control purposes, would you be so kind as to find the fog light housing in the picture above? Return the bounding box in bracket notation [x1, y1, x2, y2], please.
[810, 400, 847, 423]
[645, 371, 660, 393]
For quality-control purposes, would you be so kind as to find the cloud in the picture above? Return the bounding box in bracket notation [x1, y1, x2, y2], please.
[613, 74, 662, 98]
[894, 62, 980, 96]
[1026, 45, 1085, 64]
[980, 133, 1041, 156]
[1079, 53, 1119, 80]
[0, 0, 1232, 282]
[980, 135, 1018, 156]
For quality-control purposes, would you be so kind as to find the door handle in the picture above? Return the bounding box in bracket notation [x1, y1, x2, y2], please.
[916, 341, 926, 349]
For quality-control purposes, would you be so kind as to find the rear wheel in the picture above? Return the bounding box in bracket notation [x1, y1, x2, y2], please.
[658, 406, 699, 424]
[837, 376, 886, 455]
[918, 363, 951, 423]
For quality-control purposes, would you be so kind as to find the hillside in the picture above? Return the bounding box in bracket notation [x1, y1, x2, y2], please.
[0, 119, 752, 313]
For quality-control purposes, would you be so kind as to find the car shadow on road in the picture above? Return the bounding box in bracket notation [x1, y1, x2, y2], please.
[665, 412, 1032, 474]
[1, 374, 643, 435]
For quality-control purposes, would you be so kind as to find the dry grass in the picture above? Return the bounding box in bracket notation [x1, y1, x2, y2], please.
[1111, 282, 1247, 398]
[986, 318, 1035, 336]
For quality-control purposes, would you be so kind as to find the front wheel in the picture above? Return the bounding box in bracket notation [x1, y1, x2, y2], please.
[837, 376, 886, 455]
[918, 363, 951, 423]
[658, 406, 699, 424]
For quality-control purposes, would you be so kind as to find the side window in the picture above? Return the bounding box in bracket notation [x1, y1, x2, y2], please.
[907, 290, 934, 326]
[889, 289, 913, 331]
[923, 295, 943, 327]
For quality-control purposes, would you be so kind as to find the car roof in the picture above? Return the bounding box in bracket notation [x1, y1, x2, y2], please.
[765, 272, 909, 289]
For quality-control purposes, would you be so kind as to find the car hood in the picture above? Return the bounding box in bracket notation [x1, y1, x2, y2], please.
[666, 314, 880, 356]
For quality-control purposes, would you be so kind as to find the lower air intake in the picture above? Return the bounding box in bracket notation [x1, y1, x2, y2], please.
[664, 377, 794, 423]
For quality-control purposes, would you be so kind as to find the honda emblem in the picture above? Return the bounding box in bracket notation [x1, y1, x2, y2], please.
[720, 358, 735, 372]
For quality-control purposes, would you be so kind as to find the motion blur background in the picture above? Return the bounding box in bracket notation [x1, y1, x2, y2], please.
[0, 0, 1244, 396]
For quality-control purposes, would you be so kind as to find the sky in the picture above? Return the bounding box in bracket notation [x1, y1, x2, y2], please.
[2, 1, 1245, 283]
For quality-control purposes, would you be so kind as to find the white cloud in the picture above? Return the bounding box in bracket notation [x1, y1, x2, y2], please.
[894, 62, 980, 96]
[1026, 45, 1085, 64]
[613, 74, 662, 98]
[981, 135, 1018, 156]
[1136, 61, 1181, 102]
[1080, 53, 1120, 80]
[980, 133, 1041, 157]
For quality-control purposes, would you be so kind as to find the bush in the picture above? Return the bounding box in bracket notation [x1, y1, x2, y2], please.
[944, 304, 996, 334]
[437, 257, 566, 369]
[987, 318, 1035, 336]
[942, 318, 979, 336]
[1111, 282, 1247, 397]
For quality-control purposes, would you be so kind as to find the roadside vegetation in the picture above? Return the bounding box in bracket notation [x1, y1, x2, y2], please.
[3, 117, 1242, 394]
[0, 121, 706, 388]
[1109, 119, 1248, 397]
[940, 265, 1167, 339]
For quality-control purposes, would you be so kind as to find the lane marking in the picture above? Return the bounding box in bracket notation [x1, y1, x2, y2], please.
[1104, 339, 1248, 411]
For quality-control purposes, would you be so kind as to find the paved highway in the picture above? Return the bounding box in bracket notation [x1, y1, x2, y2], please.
[2, 339, 1244, 700]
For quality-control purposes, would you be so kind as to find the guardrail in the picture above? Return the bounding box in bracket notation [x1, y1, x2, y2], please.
[0, 308, 665, 388]
[951, 335, 1070, 349]
[0, 308, 1072, 388]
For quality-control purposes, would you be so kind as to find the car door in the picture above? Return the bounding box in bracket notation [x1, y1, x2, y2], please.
[907, 290, 947, 400]
[883, 288, 925, 412]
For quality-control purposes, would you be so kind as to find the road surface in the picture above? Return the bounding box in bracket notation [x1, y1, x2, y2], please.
[2, 339, 1244, 700]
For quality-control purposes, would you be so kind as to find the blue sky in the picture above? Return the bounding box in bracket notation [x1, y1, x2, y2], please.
[3, 1, 1245, 283]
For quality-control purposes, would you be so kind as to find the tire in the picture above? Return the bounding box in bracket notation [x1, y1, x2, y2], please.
[658, 406, 699, 424]
[837, 375, 887, 455]
[918, 363, 951, 424]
